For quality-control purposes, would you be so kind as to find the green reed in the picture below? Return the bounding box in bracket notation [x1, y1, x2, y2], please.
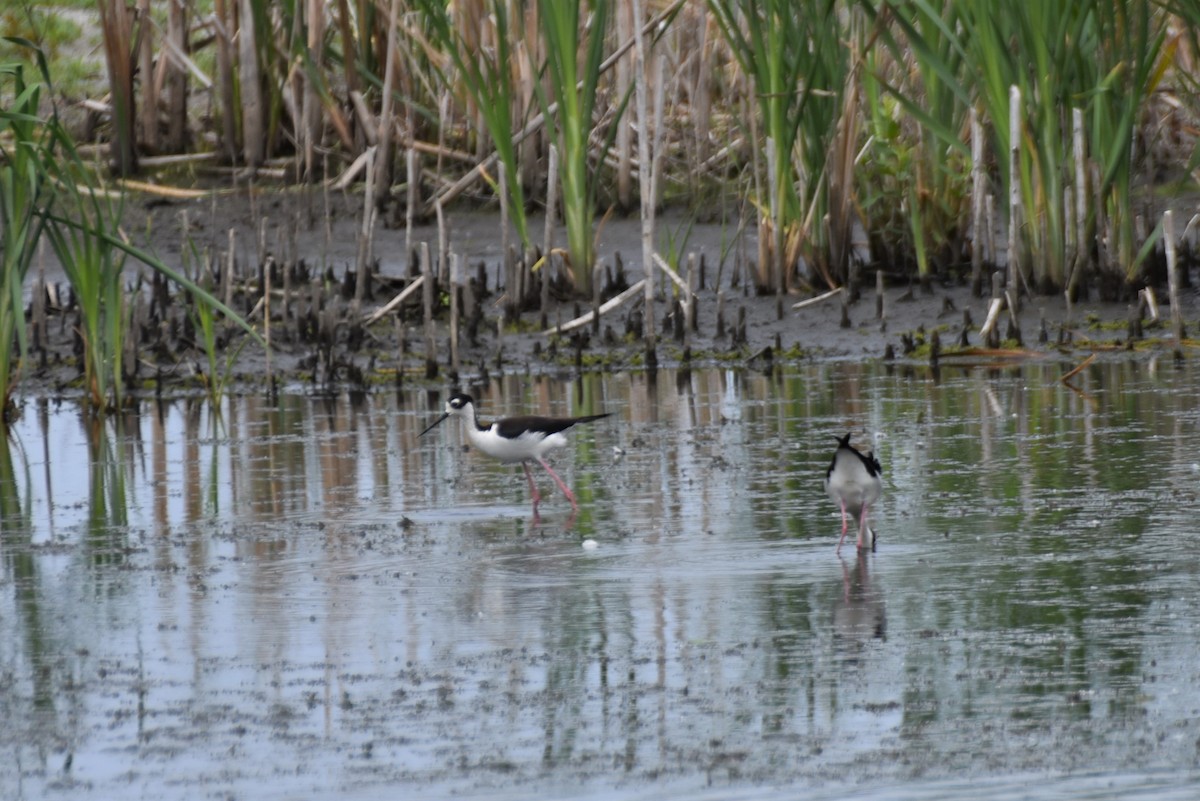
[861, 0, 972, 285]
[537, 0, 615, 289]
[14, 41, 262, 414]
[0, 47, 53, 420]
[864, 0, 1170, 291]
[417, 0, 531, 249]
[43, 157, 130, 412]
[708, 0, 849, 290]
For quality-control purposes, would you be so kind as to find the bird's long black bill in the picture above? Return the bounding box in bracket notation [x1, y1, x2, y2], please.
[419, 412, 450, 437]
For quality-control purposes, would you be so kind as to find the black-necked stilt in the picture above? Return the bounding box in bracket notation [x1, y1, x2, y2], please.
[824, 432, 883, 553]
[420, 393, 611, 513]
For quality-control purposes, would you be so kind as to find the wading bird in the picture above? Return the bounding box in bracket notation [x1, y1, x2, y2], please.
[824, 432, 883, 553]
[420, 393, 610, 514]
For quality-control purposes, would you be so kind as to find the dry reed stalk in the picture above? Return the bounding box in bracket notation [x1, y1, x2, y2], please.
[257, 217, 268, 279]
[876, 269, 884, 321]
[796, 286, 844, 311]
[499, 160, 513, 317]
[515, 34, 539, 191]
[264, 255, 273, 388]
[592, 264, 602, 339]
[224, 228, 235, 311]
[364, 275, 425, 326]
[1164, 210, 1187, 347]
[970, 106, 985, 296]
[406, 148, 419, 260]
[633, 11, 659, 352]
[355, 147, 377, 311]
[450, 253, 461, 376]
[334, 0, 360, 101]
[375, 0, 401, 201]
[545, 279, 647, 335]
[1007, 85, 1020, 313]
[166, 0, 188, 152]
[985, 193, 996, 267]
[238, 0, 264, 167]
[828, 59, 860, 293]
[98, 0, 138, 174]
[322, 153, 332, 271]
[421, 242, 437, 378]
[428, 0, 686, 214]
[32, 245, 46, 357]
[686, 253, 697, 335]
[303, 0, 327, 179]
[136, 0, 159, 153]
[716, 289, 725, 338]
[1060, 352, 1096, 384]
[1066, 107, 1087, 314]
[541, 144, 559, 323]
[690, 3, 712, 167]
[764, 137, 783, 295]
[350, 91, 379, 146]
[616, 0, 634, 210]
[436, 199, 449, 285]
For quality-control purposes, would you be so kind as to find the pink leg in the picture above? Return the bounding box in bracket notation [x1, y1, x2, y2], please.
[522, 462, 542, 510]
[836, 500, 850, 553]
[537, 457, 578, 510]
[857, 504, 871, 551]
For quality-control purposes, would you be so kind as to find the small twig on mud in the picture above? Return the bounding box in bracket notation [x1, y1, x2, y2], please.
[363, 274, 425, 326]
[791, 286, 842, 311]
[545, 278, 647, 336]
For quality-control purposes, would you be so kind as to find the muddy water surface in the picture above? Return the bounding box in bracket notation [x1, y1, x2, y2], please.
[3, 360, 1200, 800]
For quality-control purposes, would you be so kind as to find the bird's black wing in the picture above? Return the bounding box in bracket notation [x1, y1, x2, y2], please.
[494, 413, 610, 439]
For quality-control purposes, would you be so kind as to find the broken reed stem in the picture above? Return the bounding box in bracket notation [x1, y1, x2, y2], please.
[1066, 106, 1087, 317]
[264, 254, 273, 389]
[406, 148, 419, 261]
[354, 145, 377, 311]
[322, 152, 332, 271]
[1007, 85, 1021, 314]
[363, 274, 424, 326]
[542, 144, 559, 321]
[791, 286, 842, 310]
[970, 106, 985, 297]
[686, 252, 697, 336]
[588, 263, 599, 339]
[876, 269, 885, 322]
[632, 0, 657, 352]
[499, 160, 512, 318]
[547, 279, 647, 335]
[450, 252, 461, 376]
[1164, 210, 1187, 347]
[421, 241, 437, 379]
[374, 0, 400, 203]
[436, 199, 449, 286]
[224, 228, 235, 311]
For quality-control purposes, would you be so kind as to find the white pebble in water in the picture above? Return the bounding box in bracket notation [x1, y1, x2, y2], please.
[581, 539, 599, 551]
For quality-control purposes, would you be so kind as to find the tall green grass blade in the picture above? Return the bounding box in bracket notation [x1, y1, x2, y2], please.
[536, 0, 615, 288]
[415, 0, 532, 249]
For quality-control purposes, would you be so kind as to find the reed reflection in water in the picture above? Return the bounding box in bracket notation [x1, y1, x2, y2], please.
[1, 359, 1199, 800]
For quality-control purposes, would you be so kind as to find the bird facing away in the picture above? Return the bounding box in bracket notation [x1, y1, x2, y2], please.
[824, 432, 883, 553]
[419, 393, 611, 513]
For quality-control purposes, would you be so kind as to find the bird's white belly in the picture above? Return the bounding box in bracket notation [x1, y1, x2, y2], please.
[826, 452, 881, 511]
[468, 426, 567, 463]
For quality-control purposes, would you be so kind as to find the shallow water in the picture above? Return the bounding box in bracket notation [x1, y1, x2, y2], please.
[2, 358, 1200, 800]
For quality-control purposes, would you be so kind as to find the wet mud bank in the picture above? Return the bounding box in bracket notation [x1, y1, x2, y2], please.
[15, 187, 1200, 408]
